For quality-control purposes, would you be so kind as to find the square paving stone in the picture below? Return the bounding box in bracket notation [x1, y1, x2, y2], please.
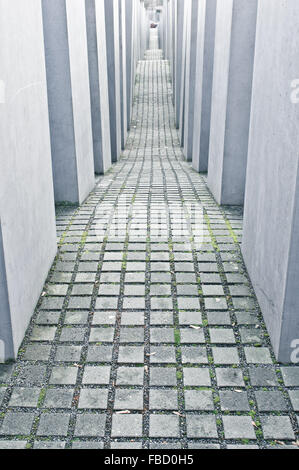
[78, 389, 108, 409]
[0, 441, 27, 449]
[179, 311, 202, 325]
[204, 298, 228, 310]
[212, 347, 240, 364]
[150, 328, 175, 344]
[96, 297, 118, 310]
[117, 367, 144, 385]
[59, 327, 86, 342]
[124, 285, 145, 296]
[43, 389, 74, 408]
[151, 298, 173, 310]
[0, 387, 6, 406]
[280, 367, 299, 386]
[49, 367, 78, 385]
[89, 328, 115, 343]
[149, 390, 178, 410]
[23, 344, 51, 361]
[36, 312, 61, 325]
[72, 441, 104, 449]
[149, 415, 179, 438]
[68, 297, 91, 309]
[123, 297, 145, 310]
[220, 391, 250, 411]
[150, 312, 174, 325]
[111, 414, 143, 438]
[177, 297, 200, 310]
[101, 273, 121, 283]
[288, 391, 299, 411]
[209, 328, 235, 344]
[9, 387, 40, 408]
[37, 413, 70, 436]
[86, 345, 113, 363]
[255, 391, 288, 411]
[98, 285, 120, 296]
[82, 366, 111, 385]
[55, 345, 82, 362]
[40, 297, 64, 310]
[248, 367, 278, 386]
[186, 415, 218, 438]
[207, 312, 231, 325]
[222, 416, 256, 439]
[185, 390, 214, 410]
[176, 285, 199, 296]
[125, 273, 146, 283]
[71, 284, 94, 296]
[202, 285, 224, 296]
[151, 273, 172, 283]
[232, 297, 255, 310]
[93, 312, 116, 325]
[0, 412, 35, 436]
[111, 442, 143, 449]
[118, 346, 144, 363]
[181, 347, 208, 364]
[121, 312, 145, 325]
[119, 328, 144, 343]
[16, 365, 47, 386]
[150, 346, 176, 363]
[260, 416, 295, 440]
[180, 329, 205, 344]
[176, 273, 197, 283]
[34, 441, 66, 449]
[215, 368, 245, 387]
[150, 367, 177, 386]
[114, 389, 144, 410]
[74, 414, 106, 437]
[183, 368, 211, 386]
[244, 347, 272, 364]
[150, 285, 172, 296]
[30, 326, 56, 341]
[235, 312, 259, 325]
[239, 328, 263, 344]
[64, 312, 89, 324]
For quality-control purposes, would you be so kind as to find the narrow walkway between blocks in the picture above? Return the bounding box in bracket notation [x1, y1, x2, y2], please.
[0, 36, 298, 450]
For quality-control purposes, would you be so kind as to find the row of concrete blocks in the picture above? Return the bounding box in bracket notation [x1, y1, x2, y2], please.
[162, 0, 299, 363]
[0, 0, 148, 362]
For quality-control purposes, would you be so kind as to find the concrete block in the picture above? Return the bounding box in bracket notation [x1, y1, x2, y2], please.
[183, 0, 199, 162]
[0, 0, 57, 361]
[192, 0, 217, 173]
[125, 0, 134, 129]
[207, 0, 258, 205]
[119, 0, 128, 149]
[85, 0, 112, 174]
[174, 0, 184, 128]
[42, 0, 95, 204]
[242, 0, 299, 363]
[178, 0, 190, 146]
[104, 0, 121, 162]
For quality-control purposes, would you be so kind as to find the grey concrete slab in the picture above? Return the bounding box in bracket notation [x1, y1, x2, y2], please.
[174, 0, 184, 128]
[0, 0, 57, 361]
[119, 0, 128, 150]
[104, 0, 121, 162]
[192, 0, 217, 173]
[207, 0, 258, 205]
[183, 0, 199, 162]
[42, 0, 95, 204]
[125, 0, 134, 130]
[85, 0, 112, 174]
[178, 0, 190, 146]
[242, 0, 299, 363]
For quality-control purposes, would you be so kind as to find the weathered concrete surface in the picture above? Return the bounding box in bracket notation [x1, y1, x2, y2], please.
[125, 0, 134, 130]
[192, 0, 217, 173]
[85, 0, 112, 175]
[104, 0, 121, 163]
[119, 0, 128, 150]
[178, 0, 190, 146]
[0, 0, 57, 361]
[42, 0, 95, 204]
[207, 0, 258, 205]
[174, 0, 184, 128]
[242, 0, 299, 363]
[183, 0, 199, 162]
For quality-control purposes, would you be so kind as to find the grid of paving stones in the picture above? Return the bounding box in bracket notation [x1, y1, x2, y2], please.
[0, 40, 298, 450]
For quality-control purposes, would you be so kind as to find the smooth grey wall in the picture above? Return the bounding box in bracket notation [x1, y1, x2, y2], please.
[178, 0, 189, 146]
[207, 0, 258, 205]
[42, 0, 95, 204]
[85, 0, 112, 174]
[104, 0, 121, 163]
[174, 0, 184, 129]
[183, 0, 199, 162]
[119, 0, 128, 150]
[0, 0, 57, 361]
[242, 0, 299, 363]
[192, 0, 217, 173]
[126, 0, 134, 130]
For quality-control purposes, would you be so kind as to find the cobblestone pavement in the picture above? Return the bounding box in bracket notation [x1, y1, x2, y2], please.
[0, 44, 299, 450]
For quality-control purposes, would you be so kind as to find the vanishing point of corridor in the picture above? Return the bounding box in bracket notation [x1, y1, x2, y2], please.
[0, 36, 298, 450]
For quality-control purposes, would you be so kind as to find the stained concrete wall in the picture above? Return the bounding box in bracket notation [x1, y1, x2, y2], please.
[183, 0, 199, 162]
[178, 0, 189, 146]
[85, 0, 112, 175]
[126, 0, 134, 130]
[104, 0, 121, 163]
[242, 0, 299, 363]
[207, 0, 258, 205]
[192, 0, 217, 173]
[0, 0, 57, 361]
[119, 0, 128, 150]
[42, 0, 95, 204]
[174, 0, 184, 128]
